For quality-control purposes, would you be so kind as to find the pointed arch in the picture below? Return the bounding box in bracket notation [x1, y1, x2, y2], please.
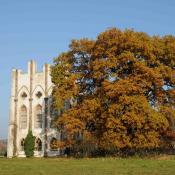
[32, 85, 45, 96]
[35, 104, 42, 128]
[50, 137, 57, 150]
[19, 105, 27, 129]
[17, 86, 30, 97]
[35, 138, 42, 151]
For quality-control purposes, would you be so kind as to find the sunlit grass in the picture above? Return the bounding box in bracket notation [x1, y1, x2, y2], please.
[0, 156, 175, 175]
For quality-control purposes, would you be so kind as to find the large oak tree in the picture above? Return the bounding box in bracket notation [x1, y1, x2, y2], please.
[51, 28, 175, 152]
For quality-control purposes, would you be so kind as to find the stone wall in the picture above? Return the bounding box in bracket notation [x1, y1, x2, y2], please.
[7, 60, 60, 158]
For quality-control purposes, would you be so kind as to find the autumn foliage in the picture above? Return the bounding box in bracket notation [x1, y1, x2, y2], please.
[51, 28, 175, 155]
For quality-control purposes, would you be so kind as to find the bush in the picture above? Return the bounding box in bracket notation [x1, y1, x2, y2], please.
[24, 131, 35, 157]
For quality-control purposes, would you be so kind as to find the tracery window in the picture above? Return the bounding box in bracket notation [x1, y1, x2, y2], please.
[21, 92, 27, 99]
[36, 91, 42, 98]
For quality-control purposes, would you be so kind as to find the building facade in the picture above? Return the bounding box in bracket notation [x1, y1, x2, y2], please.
[7, 60, 60, 158]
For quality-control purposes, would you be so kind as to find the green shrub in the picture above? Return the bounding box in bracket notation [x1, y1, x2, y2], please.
[24, 131, 35, 157]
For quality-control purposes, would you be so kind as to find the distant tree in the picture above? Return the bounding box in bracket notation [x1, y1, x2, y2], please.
[51, 28, 174, 154]
[24, 131, 35, 157]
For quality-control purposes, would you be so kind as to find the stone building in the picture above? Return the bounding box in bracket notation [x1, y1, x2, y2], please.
[7, 60, 60, 157]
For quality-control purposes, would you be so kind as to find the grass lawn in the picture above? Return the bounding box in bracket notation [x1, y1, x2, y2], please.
[0, 156, 175, 175]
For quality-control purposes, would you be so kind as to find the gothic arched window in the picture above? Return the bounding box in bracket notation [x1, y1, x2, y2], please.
[35, 105, 42, 128]
[50, 137, 57, 150]
[20, 105, 27, 129]
[35, 138, 42, 151]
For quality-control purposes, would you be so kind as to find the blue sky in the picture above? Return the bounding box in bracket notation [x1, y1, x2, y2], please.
[0, 0, 175, 139]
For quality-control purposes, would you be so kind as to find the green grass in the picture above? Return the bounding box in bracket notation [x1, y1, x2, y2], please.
[0, 156, 175, 175]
